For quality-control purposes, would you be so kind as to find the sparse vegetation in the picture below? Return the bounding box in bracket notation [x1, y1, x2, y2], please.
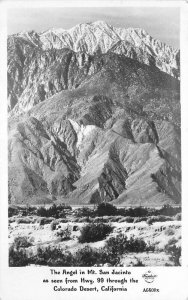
[50, 220, 58, 231]
[74, 207, 94, 218]
[96, 203, 118, 216]
[174, 213, 181, 221]
[9, 246, 30, 267]
[133, 259, 145, 266]
[165, 227, 175, 236]
[32, 246, 75, 266]
[124, 216, 135, 223]
[16, 218, 33, 224]
[119, 207, 148, 217]
[9, 236, 34, 267]
[165, 243, 181, 266]
[13, 236, 33, 249]
[157, 204, 181, 217]
[56, 227, 71, 241]
[147, 215, 173, 225]
[78, 223, 113, 243]
[9, 233, 150, 267]
[8, 204, 181, 219]
[134, 217, 148, 223]
[8, 206, 18, 217]
[37, 204, 68, 218]
[8, 203, 181, 267]
[105, 234, 147, 254]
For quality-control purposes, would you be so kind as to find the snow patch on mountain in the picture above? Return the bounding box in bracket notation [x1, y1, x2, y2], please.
[69, 119, 96, 148]
[12, 21, 179, 78]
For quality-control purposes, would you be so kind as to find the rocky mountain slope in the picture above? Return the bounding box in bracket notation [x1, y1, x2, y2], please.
[8, 21, 180, 113]
[39, 21, 179, 76]
[8, 23, 181, 206]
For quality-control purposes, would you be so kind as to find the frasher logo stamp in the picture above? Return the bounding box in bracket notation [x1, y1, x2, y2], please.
[142, 271, 157, 283]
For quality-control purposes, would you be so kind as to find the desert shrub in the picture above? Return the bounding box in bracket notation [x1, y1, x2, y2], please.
[58, 218, 69, 223]
[166, 237, 177, 246]
[56, 211, 66, 218]
[134, 217, 148, 223]
[147, 218, 154, 225]
[105, 234, 128, 255]
[9, 205, 34, 217]
[128, 207, 148, 217]
[9, 217, 17, 223]
[36, 217, 54, 225]
[117, 207, 148, 217]
[47, 252, 74, 267]
[31, 217, 38, 223]
[9, 246, 30, 267]
[31, 245, 119, 267]
[60, 204, 72, 211]
[32, 246, 109, 267]
[21, 206, 37, 216]
[116, 208, 127, 216]
[95, 203, 117, 216]
[8, 206, 19, 217]
[16, 217, 33, 224]
[77, 204, 181, 219]
[110, 215, 123, 222]
[37, 204, 66, 218]
[118, 217, 128, 223]
[13, 236, 33, 249]
[92, 216, 109, 223]
[73, 217, 80, 222]
[146, 241, 156, 252]
[165, 244, 181, 266]
[158, 204, 181, 217]
[105, 234, 147, 255]
[74, 246, 102, 266]
[147, 215, 173, 225]
[77, 217, 91, 223]
[124, 216, 135, 223]
[74, 207, 94, 218]
[47, 205, 59, 218]
[118, 216, 134, 223]
[133, 259, 145, 266]
[115, 216, 135, 223]
[127, 236, 147, 252]
[50, 220, 58, 231]
[10, 234, 148, 267]
[165, 227, 175, 236]
[56, 227, 71, 241]
[26, 206, 37, 213]
[45, 217, 55, 224]
[9, 204, 72, 218]
[78, 223, 113, 243]
[174, 213, 181, 221]
[74, 245, 119, 266]
[38, 218, 45, 225]
[33, 246, 75, 266]
[37, 206, 47, 217]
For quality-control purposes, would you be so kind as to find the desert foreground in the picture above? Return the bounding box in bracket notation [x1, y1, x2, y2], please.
[9, 203, 181, 267]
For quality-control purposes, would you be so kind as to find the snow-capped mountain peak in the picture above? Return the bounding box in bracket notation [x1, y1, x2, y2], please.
[32, 21, 178, 77]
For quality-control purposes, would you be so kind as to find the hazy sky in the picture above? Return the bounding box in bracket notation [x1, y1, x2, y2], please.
[7, 7, 180, 48]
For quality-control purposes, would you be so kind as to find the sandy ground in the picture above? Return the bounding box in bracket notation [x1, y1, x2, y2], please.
[9, 218, 181, 266]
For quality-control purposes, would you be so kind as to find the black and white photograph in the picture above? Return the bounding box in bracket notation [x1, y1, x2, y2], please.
[6, 4, 183, 269]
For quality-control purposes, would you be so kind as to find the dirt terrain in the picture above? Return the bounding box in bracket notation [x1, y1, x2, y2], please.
[9, 205, 181, 267]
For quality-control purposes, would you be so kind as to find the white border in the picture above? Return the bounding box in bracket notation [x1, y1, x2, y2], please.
[0, 1, 188, 300]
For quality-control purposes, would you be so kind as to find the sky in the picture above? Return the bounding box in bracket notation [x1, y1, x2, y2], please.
[7, 7, 180, 48]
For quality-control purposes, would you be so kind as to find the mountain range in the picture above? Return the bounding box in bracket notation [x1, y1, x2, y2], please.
[8, 21, 181, 206]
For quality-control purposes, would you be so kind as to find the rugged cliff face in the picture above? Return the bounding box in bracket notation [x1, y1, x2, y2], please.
[8, 45, 102, 113]
[8, 21, 180, 114]
[8, 23, 181, 206]
[38, 21, 180, 78]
